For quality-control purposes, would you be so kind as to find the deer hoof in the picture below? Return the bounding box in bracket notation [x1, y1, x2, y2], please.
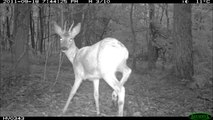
[112, 91, 118, 101]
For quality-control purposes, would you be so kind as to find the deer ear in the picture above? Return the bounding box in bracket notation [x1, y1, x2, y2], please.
[70, 23, 81, 38]
[54, 22, 63, 36]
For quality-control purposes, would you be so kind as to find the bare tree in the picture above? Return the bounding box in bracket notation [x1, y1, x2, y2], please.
[173, 4, 193, 80]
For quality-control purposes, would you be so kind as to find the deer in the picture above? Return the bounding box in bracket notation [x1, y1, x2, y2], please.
[54, 21, 131, 116]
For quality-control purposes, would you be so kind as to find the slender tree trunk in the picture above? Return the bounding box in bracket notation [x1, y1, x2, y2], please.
[73, 5, 84, 48]
[47, 4, 51, 55]
[148, 4, 156, 70]
[6, 6, 12, 52]
[13, 4, 30, 75]
[81, 10, 87, 46]
[99, 18, 110, 40]
[160, 4, 165, 24]
[165, 4, 169, 31]
[30, 11, 35, 49]
[40, 6, 44, 54]
[85, 5, 93, 46]
[0, 36, 1, 81]
[57, 5, 64, 51]
[36, 15, 40, 53]
[48, 4, 50, 45]
[173, 4, 193, 80]
[130, 4, 137, 70]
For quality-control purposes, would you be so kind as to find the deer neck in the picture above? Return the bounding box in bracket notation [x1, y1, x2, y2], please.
[64, 42, 79, 64]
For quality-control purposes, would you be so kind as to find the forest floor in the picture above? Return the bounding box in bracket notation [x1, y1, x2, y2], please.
[0, 53, 212, 116]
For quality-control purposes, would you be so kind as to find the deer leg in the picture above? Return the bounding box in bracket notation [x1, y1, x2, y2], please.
[112, 64, 131, 103]
[110, 85, 125, 116]
[62, 77, 83, 114]
[103, 74, 125, 116]
[118, 86, 125, 116]
[93, 79, 100, 115]
[119, 64, 132, 87]
[112, 91, 118, 101]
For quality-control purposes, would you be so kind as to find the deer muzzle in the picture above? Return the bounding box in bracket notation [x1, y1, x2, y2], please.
[60, 46, 68, 51]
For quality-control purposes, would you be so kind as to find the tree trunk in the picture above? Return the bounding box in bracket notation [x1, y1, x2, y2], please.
[38, 5, 44, 54]
[160, 4, 165, 24]
[81, 10, 87, 46]
[39, 6, 44, 54]
[13, 4, 30, 75]
[30, 11, 35, 49]
[0, 35, 1, 81]
[173, 4, 193, 80]
[47, 4, 51, 55]
[6, 6, 12, 52]
[130, 4, 137, 70]
[48, 4, 50, 45]
[165, 4, 169, 31]
[85, 5, 94, 46]
[73, 5, 84, 48]
[36, 14, 40, 52]
[99, 18, 110, 40]
[148, 4, 156, 70]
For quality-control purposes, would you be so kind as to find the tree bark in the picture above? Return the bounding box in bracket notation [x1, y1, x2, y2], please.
[173, 4, 193, 80]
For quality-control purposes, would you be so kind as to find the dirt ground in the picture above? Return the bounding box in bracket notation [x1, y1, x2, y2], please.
[0, 56, 212, 116]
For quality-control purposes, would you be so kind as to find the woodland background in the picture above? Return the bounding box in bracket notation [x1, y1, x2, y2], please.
[0, 4, 212, 116]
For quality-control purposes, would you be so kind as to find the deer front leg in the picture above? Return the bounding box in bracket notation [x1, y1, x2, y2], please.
[63, 77, 83, 114]
[93, 79, 100, 115]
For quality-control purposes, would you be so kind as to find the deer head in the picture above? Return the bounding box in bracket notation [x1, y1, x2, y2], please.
[54, 21, 80, 51]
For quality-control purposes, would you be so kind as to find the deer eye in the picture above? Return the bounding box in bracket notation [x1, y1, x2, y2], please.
[60, 38, 63, 41]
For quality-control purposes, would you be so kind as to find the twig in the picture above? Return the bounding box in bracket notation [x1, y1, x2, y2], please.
[51, 51, 64, 88]
[43, 40, 53, 81]
[42, 34, 57, 40]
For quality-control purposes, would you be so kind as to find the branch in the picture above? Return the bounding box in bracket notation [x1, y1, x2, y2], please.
[42, 34, 57, 40]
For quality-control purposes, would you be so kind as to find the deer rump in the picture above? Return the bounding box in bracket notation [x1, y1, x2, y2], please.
[73, 38, 129, 81]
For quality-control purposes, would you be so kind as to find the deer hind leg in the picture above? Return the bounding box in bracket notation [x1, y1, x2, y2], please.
[118, 86, 125, 116]
[62, 77, 83, 114]
[103, 74, 125, 116]
[119, 62, 132, 86]
[112, 62, 132, 103]
[93, 79, 100, 115]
